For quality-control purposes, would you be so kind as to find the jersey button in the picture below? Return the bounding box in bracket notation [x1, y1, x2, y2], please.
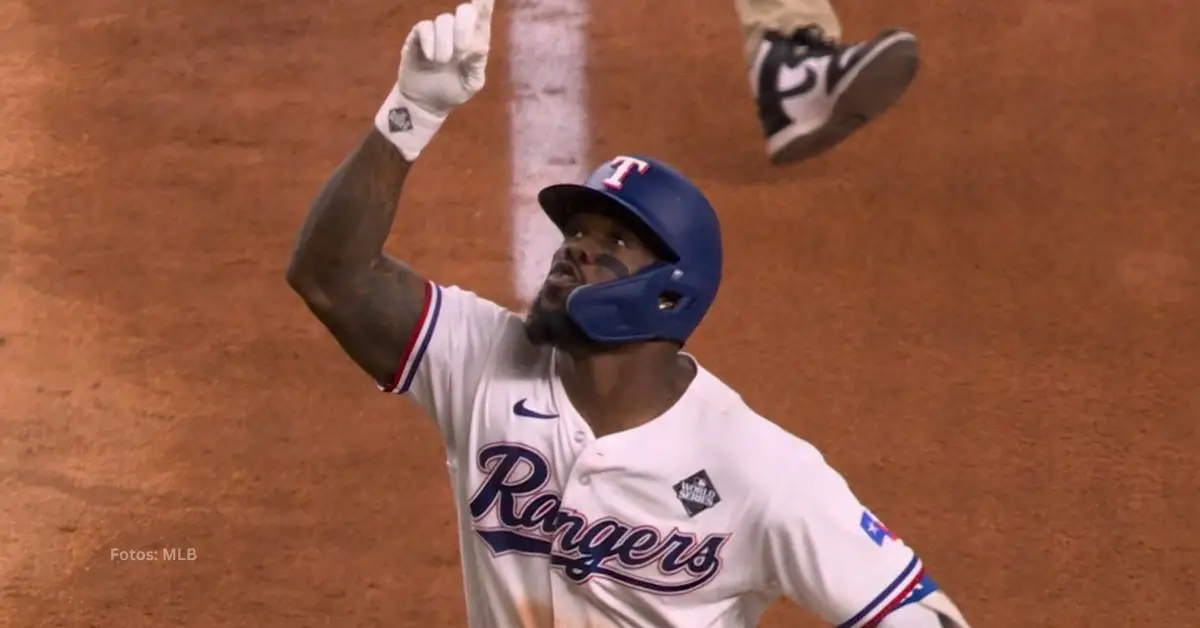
[579, 476, 591, 486]
[573, 430, 585, 443]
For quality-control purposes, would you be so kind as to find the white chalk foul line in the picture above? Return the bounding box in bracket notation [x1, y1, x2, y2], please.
[508, 0, 590, 307]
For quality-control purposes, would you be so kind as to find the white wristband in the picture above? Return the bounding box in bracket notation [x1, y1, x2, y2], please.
[373, 83, 446, 162]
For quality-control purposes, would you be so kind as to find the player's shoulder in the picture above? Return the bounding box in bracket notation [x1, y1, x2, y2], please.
[703, 403, 858, 527]
[432, 282, 522, 331]
[436, 282, 515, 320]
[435, 281, 554, 375]
[716, 403, 827, 472]
[686, 360, 828, 468]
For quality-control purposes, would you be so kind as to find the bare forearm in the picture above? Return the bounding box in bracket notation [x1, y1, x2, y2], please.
[286, 127, 412, 292]
[285, 126, 430, 384]
[284, 0, 492, 386]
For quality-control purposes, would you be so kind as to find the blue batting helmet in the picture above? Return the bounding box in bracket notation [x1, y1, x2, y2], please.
[536, 154, 723, 345]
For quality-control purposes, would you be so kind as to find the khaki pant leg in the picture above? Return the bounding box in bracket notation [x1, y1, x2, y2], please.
[732, 0, 841, 61]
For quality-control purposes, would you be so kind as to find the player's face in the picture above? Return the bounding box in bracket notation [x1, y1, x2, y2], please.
[538, 211, 659, 308]
[524, 210, 660, 348]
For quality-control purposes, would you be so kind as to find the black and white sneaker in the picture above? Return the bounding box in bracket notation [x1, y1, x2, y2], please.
[752, 26, 919, 165]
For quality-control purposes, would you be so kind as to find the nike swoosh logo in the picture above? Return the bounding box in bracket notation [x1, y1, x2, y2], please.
[777, 44, 869, 98]
[513, 399, 559, 419]
[777, 60, 819, 97]
[821, 43, 870, 96]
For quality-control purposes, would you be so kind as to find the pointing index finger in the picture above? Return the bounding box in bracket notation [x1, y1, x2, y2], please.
[471, 0, 494, 31]
[453, 3, 477, 53]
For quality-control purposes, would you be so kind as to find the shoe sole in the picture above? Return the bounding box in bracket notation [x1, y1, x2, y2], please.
[766, 36, 920, 165]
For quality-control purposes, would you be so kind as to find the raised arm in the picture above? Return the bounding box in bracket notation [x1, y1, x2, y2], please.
[286, 0, 495, 388]
[286, 129, 424, 385]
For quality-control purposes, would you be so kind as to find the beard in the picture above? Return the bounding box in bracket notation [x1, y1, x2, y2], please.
[523, 295, 596, 351]
[523, 287, 680, 354]
[523, 279, 627, 353]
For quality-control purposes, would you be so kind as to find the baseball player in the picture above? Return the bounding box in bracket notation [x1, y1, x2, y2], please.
[734, 0, 919, 164]
[286, 2, 966, 627]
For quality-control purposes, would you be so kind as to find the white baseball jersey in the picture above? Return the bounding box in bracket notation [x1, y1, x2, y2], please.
[378, 282, 933, 628]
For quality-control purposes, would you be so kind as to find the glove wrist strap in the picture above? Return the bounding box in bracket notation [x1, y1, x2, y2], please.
[373, 83, 447, 161]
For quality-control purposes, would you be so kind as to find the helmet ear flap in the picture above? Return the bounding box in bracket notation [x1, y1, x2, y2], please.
[658, 290, 688, 312]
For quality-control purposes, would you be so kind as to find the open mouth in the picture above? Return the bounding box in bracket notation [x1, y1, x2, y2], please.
[546, 260, 581, 288]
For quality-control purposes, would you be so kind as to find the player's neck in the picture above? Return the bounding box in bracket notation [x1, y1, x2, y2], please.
[556, 346, 696, 438]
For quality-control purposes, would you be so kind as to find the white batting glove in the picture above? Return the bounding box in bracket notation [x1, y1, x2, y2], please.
[374, 0, 494, 161]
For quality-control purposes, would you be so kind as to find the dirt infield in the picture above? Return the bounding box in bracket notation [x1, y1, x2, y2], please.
[2, 0, 1197, 626]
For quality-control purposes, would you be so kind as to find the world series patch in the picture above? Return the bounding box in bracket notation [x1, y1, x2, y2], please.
[673, 469, 721, 517]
